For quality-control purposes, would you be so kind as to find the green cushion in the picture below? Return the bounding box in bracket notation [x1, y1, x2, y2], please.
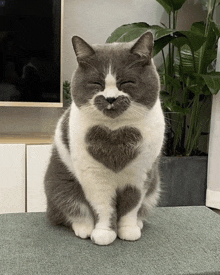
[1, 206, 220, 275]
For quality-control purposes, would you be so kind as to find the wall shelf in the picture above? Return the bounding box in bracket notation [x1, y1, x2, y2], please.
[0, 133, 53, 144]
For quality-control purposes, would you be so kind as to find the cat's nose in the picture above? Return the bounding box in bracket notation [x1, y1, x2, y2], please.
[106, 97, 116, 104]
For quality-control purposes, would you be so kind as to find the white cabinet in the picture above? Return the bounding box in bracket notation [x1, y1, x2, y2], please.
[0, 143, 52, 214]
[0, 144, 25, 214]
[27, 145, 52, 212]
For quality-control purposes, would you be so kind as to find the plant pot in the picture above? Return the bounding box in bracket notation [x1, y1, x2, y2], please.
[159, 156, 208, 207]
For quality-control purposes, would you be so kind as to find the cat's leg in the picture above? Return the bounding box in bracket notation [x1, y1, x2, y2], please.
[117, 186, 145, 241]
[118, 208, 142, 241]
[46, 199, 68, 226]
[45, 146, 95, 238]
[90, 191, 117, 245]
[71, 206, 95, 239]
[80, 178, 117, 245]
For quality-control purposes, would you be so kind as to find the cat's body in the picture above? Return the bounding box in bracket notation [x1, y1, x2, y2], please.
[44, 32, 165, 245]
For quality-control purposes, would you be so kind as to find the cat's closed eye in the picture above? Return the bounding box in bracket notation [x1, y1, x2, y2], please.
[121, 80, 135, 85]
[88, 81, 104, 89]
[120, 80, 136, 88]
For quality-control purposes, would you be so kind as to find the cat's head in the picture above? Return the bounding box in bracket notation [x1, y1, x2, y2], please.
[71, 32, 160, 119]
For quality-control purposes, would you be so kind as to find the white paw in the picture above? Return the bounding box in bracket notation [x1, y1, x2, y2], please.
[91, 228, 117, 245]
[137, 219, 143, 230]
[118, 225, 141, 241]
[72, 222, 94, 239]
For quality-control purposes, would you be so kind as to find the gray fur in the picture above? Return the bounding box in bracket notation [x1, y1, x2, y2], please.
[71, 32, 159, 112]
[138, 158, 161, 218]
[85, 125, 142, 172]
[116, 186, 141, 219]
[44, 146, 97, 226]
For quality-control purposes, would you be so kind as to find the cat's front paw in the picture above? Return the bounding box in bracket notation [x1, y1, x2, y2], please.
[91, 228, 117, 245]
[118, 225, 141, 241]
[72, 222, 94, 239]
[137, 219, 144, 230]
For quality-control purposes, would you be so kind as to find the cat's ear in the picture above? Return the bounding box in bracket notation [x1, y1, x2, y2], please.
[130, 32, 154, 64]
[72, 36, 95, 61]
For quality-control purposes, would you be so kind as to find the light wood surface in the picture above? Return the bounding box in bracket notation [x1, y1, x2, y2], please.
[0, 102, 63, 108]
[0, 133, 53, 144]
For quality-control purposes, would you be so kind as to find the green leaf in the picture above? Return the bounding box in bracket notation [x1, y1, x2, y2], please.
[210, 20, 220, 37]
[175, 30, 206, 52]
[185, 21, 217, 73]
[160, 90, 190, 114]
[175, 45, 199, 74]
[200, 72, 220, 94]
[171, 36, 188, 49]
[156, 0, 172, 13]
[154, 28, 174, 39]
[164, 99, 190, 114]
[154, 35, 174, 56]
[156, 0, 188, 13]
[185, 74, 206, 95]
[106, 23, 150, 43]
[116, 26, 172, 43]
[190, 21, 205, 35]
[169, 24, 206, 52]
[164, 74, 182, 91]
[206, 23, 217, 51]
[106, 23, 174, 44]
[116, 28, 150, 42]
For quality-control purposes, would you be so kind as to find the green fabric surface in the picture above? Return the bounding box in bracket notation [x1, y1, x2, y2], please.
[1, 206, 220, 275]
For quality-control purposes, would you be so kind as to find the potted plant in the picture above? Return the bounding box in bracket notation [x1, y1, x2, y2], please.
[106, 0, 220, 206]
[63, 80, 72, 107]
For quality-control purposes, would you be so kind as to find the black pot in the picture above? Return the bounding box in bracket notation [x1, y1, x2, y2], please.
[159, 156, 208, 207]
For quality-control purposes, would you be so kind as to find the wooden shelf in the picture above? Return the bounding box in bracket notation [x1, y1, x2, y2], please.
[0, 102, 63, 108]
[0, 133, 53, 144]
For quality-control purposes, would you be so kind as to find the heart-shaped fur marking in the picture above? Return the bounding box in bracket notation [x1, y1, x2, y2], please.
[85, 125, 142, 172]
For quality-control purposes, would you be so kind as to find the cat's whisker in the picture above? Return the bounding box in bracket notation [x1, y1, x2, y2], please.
[129, 105, 148, 117]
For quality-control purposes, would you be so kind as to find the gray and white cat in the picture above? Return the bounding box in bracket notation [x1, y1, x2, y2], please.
[44, 32, 165, 245]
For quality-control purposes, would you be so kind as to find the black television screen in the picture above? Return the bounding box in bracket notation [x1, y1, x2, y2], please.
[0, 0, 62, 106]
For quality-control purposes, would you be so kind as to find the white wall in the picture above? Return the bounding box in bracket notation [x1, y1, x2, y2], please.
[62, 0, 164, 81]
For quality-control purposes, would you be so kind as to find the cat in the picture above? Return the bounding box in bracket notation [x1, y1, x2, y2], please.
[44, 32, 165, 246]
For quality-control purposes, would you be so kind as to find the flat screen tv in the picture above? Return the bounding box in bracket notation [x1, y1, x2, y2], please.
[0, 0, 63, 107]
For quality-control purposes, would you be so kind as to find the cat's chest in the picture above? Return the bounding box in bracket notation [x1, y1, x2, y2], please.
[84, 125, 143, 172]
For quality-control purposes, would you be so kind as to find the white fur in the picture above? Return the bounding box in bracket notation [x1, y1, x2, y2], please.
[96, 67, 127, 100]
[54, 72, 165, 245]
[71, 211, 94, 239]
[91, 228, 117, 245]
[54, 108, 74, 174]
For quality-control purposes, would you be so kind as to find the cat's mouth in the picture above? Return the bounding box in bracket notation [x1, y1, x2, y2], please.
[94, 95, 130, 118]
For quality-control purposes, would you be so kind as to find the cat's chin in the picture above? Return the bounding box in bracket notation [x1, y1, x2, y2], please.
[94, 95, 130, 119]
[102, 108, 124, 119]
